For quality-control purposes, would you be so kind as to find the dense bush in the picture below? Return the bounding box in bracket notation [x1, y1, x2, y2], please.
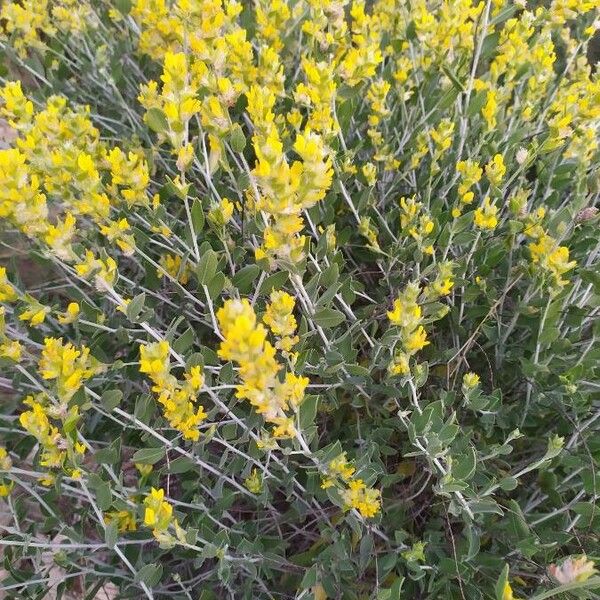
[0, 1, 599, 598]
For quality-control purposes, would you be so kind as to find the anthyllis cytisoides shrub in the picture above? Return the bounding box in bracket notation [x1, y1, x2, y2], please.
[0, 0, 599, 598]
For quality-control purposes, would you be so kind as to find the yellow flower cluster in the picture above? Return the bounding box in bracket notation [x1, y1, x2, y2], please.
[247, 87, 333, 267]
[262, 290, 299, 353]
[399, 196, 435, 254]
[1, 0, 94, 57]
[105, 509, 137, 533]
[456, 160, 482, 206]
[0, 267, 18, 303]
[0, 307, 22, 362]
[342, 479, 381, 519]
[529, 234, 577, 289]
[0, 82, 152, 279]
[217, 298, 308, 439]
[159, 254, 192, 285]
[474, 197, 499, 231]
[425, 262, 455, 299]
[39, 337, 104, 401]
[387, 283, 430, 376]
[143, 487, 186, 545]
[20, 395, 85, 472]
[321, 452, 381, 518]
[139, 341, 207, 441]
[0, 446, 13, 496]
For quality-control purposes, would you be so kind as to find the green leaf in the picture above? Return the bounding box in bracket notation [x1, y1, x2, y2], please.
[132, 446, 165, 465]
[197, 249, 218, 285]
[495, 564, 509, 600]
[93, 480, 112, 511]
[451, 446, 476, 481]
[126, 292, 146, 322]
[313, 307, 345, 328]
[359, 533, 374, 574]
[105, 521, 118, 550]
[258, 270, 289, 295]
[114, 0, 132, 14]
[191, 198, 205, 233]
[301, 565, 318, 588]
[229, 124, 246, 152]
[101, 389, 122, 411]
[299, 395, 318, 429]
[232, 264, 260, 294]
[145, 108, 169, 134]
[168, 457, 196, 474]
[173, 327, 195, 354]
[135, 563, 163, 587]
[207, 271, 226, 300]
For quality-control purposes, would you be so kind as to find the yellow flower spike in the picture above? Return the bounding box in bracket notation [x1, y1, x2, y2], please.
[404, 326, 430, 354]
[185, 366, 205, 391]
[529, 234, 576, 288]
[100, 219, 136, 257]
[143, 487, 180, 542]
[474, 197, 499, 230]
[463, 372, 481, 389]
[74, 251, 118, 290]
[329, 453, 356, 482]
[208, 198, 234, 228]
[0, 447, 12, 471]
[389, 351, 411, 376]
[19, 397, 65, 469]
[485, 154, 506, 187]
[136, 463, 153, 477]
[263, 290, 298, 340]
[0, 340, 21, 362]
[0, 80, 34, 125]
[244, 468, 263, 494]
[362, 163, 377, 186]
[139, 341, 207, 441]
[176, 143, 195, 172]
[342, 479, 381, 518]
[39, 337, 104, 400]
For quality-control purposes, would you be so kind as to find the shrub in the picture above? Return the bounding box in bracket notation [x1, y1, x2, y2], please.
[0, 1, 599, 598]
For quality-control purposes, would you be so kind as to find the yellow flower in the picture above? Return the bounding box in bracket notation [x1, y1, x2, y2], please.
[105, 509, 137, 533]
[143, 487, 175, 537]
[19, 397, 65, 468]
[463, 372, 481, 389]
[0, 339, 22, 362]
[0, 267, 18, 302]
[244, 468, 263, 494]
[39, 337, 103, 400]
[387, 283, 421, 330]
[474, 197, 499, 230]
[57, 302, 80, 325]
[389, 352, 410, 376]
[328, 453, 356, 482]
[0, 447, 12, 470]
[529, 234, 576, 287]
[19, 298, 50, 327]
[405, 326, 430, 354]
[158, 253, 191, 285]
[485, 154, 506, 187]
[342, 479, 381, 518]
[139, 341, 207, 441]
[208, 198, 234, 227]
